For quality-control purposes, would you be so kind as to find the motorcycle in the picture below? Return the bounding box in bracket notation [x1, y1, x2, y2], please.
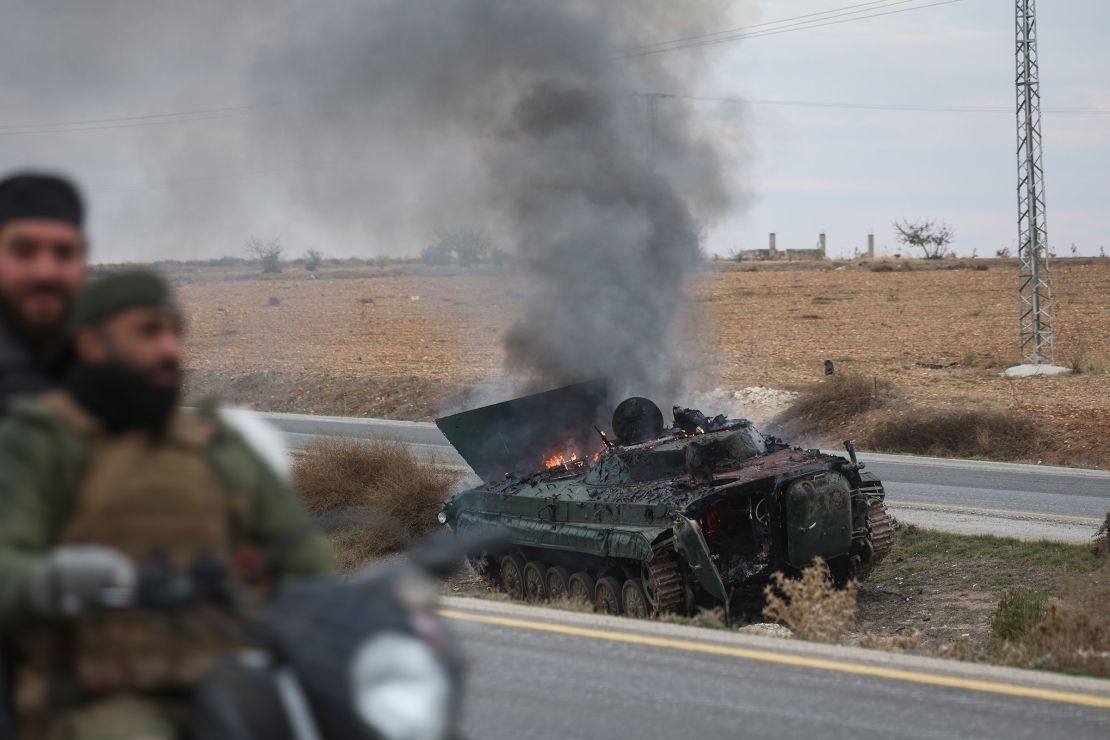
[85, 529, 504, 740]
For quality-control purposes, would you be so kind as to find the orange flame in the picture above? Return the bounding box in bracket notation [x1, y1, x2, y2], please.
[544, 450, 588, 472]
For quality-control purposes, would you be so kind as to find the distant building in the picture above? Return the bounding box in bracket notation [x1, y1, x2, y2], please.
[738, 233, 827, 261]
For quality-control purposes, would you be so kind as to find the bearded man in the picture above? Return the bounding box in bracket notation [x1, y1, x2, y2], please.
[0, 172, 87, 407]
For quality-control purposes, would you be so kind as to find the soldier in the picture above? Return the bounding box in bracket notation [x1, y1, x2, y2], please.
[0, 171, 87, 738]
[0, 172, 87, 407]
[0, 270, 333, 739]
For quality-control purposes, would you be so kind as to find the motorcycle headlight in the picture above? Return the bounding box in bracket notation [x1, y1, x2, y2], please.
[350, 632, 452, 740]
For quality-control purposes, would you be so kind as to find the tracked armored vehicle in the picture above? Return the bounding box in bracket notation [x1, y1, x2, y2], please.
[436, 382, 893, 617]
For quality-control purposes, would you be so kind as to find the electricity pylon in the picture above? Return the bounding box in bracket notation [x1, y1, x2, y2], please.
[1015, 0, 1054, 364]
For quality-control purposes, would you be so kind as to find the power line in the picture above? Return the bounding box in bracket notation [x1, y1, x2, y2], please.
[625, 0, 924, 55]
[0, 103, 279, 136]
[674, 93, 1110, 115]
[0, 103, 272, 131]
[623, 0, 966, 57]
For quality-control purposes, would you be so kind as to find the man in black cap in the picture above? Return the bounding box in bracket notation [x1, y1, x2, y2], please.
[0, 171, 86, 736]
[0, 171, 87, 407]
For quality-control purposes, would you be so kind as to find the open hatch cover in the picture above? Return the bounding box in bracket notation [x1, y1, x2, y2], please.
[435, 380, 609, 483]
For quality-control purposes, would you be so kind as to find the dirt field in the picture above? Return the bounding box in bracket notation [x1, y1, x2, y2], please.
[175, 257, 1110, 467]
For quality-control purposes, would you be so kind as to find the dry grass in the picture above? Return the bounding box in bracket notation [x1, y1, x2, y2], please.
[763, 558, 857, 643]
[1093, 513, 1109, 556]
[293, 437, 457, 568]
[933, 635, 976, 662]
[960, 351, 1008, 370]
[991, 587, 1048, 641]
[862, 407, 1045, 461]
[994, 568, 1110, 677]
[772, 373, 892, 439]
[858, 626, 923, 652]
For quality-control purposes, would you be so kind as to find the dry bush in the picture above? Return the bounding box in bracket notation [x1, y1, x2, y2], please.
[763, 558, 857, 643]
[863, 407, 1044, 461]
[995, 569, 1110, 677]
[933, 635, 977, 662]
[773, 373, 893, 438]
[1093, 513, 1109, 556]
[293, 437, 457, 568]
[859, 626, 923, 653]
[991, 587, 1047, 641]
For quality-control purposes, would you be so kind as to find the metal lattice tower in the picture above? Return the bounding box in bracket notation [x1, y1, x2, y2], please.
[1015, 0, 1054, 364]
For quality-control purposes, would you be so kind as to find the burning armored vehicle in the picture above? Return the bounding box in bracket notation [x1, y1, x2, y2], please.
[436, 382, 893, 617]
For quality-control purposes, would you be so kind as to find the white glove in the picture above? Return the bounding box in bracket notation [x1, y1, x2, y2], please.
[27, 545, 137, 617]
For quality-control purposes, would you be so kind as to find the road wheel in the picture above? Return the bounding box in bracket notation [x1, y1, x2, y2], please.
[522, 561, 548, 602]
[622, 578, 650, 619]
[499, 554, 526, 601]
[595, 576, 624, 615]
[567, 572, 595, 607]
[546, 566, 571, 600]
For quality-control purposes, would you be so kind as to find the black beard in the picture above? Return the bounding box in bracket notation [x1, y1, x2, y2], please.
[67, 361, 180, 435]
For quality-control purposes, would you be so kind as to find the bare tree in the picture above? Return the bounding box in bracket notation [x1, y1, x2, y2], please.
[246, 237, 284, 274]
[304, 248, 323, 271]
[422, 229, 493, 267]
[892, 219, 954, 260]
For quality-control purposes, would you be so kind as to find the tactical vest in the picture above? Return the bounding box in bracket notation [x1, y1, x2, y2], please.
[16, 391, 249, 715]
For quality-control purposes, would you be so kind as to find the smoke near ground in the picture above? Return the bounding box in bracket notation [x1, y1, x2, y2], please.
[242, 0, 739, 399]
[1, 1, 746, 402]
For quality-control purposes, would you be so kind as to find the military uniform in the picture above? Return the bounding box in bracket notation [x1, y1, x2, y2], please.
[0, 390, 333, 739]
[0, 171, 87, 739]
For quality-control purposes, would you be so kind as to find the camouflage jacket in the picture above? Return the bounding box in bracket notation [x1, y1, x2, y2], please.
[0, 395, 334, 630]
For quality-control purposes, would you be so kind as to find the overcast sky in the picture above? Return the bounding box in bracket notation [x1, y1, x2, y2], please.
[699, 0, 1109, 258]
[0, 0, 1106, 261]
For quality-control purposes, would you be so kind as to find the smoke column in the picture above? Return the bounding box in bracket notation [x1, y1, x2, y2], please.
[0, 1, 745, 402]
[245, 0, 738, 401]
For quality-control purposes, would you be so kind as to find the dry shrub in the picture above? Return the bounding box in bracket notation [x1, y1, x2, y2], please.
[1094, 513, 1110, 556]
[996, 569, 1110, 677]
[773, 373, 893, 438]
[858, 626, 923, 652]
[293, 437, 457, 568]
[763, 558, 857, 643]
[991, 587, 1047, 641]
[933, 635, 977, 662]
[863, 407, 1043, 461]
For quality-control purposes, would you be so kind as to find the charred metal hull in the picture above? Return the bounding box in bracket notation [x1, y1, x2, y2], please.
[437, 389, 892, 616]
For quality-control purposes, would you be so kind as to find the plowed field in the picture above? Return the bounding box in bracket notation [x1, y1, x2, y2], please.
[177, 258, 1110, 466]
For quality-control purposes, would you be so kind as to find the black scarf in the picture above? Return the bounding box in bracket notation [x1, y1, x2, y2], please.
[67, 362, 179, 435]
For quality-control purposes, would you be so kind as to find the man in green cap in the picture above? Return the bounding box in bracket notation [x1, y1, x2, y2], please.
[0, 270, 333, 739]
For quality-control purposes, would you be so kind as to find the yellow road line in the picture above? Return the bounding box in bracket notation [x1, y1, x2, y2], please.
[439, 609, 1110, 710]
[885, 500, 1104, 524]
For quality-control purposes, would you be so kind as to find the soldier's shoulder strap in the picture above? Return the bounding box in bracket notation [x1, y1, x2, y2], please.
[6, 391, 91, 440]
[3, 391, 90, 493]
[27, 390, 100, 436]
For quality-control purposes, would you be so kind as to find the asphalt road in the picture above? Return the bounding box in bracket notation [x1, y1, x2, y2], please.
[442, 597, 1110, 740]
[262, 411, 1110, 541]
